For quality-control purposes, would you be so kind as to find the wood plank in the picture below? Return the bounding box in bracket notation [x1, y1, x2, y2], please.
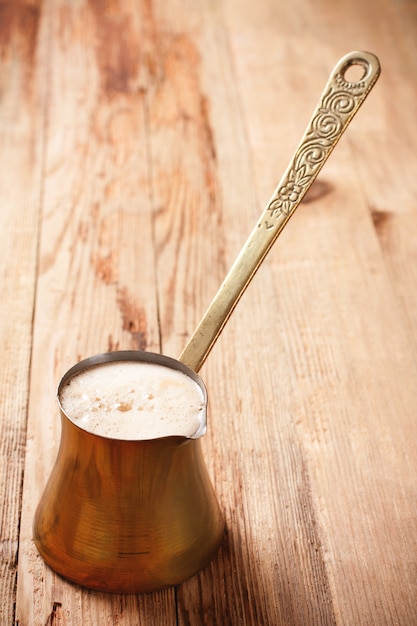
[337, 3, 417, 348]
[162, 1, 339, 623]
[16, 1, 174, 624]
[0, 2, 44, 624]
[219, 0, 417, 624]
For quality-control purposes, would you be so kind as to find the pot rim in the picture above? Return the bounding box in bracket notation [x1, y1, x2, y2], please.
[56, 350, 208, 441]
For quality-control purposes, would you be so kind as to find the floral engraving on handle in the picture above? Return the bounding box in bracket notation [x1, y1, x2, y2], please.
[265, 71, 368, 226]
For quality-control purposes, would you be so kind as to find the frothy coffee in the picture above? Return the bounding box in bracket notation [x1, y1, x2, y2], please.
[59, 360, 206, 440]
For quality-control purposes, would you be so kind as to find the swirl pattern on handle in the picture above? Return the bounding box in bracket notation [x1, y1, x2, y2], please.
[265, 68, 370, 225]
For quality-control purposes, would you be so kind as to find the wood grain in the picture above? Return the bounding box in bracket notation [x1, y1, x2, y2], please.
[0, 2, 44, 624]
[16, 1, 173, 624]
[0, 0, 414, 624]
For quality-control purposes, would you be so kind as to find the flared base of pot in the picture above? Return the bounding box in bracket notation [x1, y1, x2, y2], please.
[34, 523, 224, 594]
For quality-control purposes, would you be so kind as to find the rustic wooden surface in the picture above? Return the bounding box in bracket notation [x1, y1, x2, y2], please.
[1, 0, 417, 624]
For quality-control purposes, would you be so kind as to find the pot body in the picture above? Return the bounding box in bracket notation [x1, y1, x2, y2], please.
[33, 351, 224, 593]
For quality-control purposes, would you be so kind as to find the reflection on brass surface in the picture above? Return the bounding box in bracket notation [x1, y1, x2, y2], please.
[179, 51, 381, 373]
[33, 352, 224, 593]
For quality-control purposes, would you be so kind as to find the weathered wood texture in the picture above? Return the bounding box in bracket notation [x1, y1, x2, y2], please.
[0, 0, 416, 624]
[0, 2, 44, 624]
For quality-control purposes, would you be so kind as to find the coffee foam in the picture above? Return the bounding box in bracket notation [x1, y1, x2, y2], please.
[59, 361, 206, 440]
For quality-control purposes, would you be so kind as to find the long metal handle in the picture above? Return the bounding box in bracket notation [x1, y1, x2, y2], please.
[179, 51, 381, 372]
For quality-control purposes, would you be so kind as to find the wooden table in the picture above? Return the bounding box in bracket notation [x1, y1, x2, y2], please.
[2, 1, 417, 624]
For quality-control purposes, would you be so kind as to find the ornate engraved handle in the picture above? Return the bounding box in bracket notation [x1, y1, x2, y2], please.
[179, 51, 381, 372]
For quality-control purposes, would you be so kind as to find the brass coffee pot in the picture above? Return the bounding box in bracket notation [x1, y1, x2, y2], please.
[34, 351, 224, 593]
[34, 51, 380, 593]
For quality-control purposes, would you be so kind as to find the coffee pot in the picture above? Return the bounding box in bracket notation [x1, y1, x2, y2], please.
[34, 51, 380, 593]
[33, 351, 224, 593]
